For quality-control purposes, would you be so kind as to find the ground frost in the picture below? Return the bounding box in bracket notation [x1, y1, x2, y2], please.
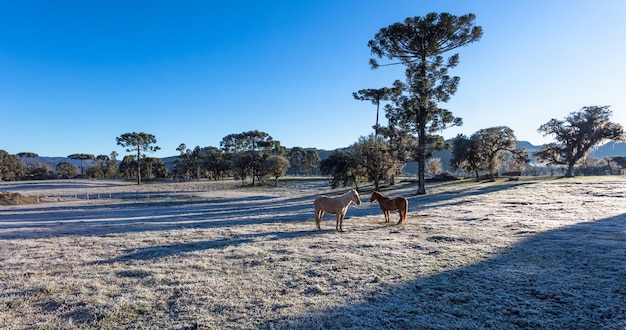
[0, 177, 625, 328]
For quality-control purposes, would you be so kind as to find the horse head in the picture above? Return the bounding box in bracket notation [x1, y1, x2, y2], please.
[370, 191, 381, 203]
[351, 189, 362, 205]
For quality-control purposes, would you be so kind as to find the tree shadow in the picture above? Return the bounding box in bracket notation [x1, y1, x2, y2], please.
[89, 229, 332, 265]
[261, 213, 626, 329]
[0, 180, 532, 239]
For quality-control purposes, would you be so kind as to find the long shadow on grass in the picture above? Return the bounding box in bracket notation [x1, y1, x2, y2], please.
[262, 213, 626, 329]
[90, 229, 333, 264]
[0, 181, 526, 239]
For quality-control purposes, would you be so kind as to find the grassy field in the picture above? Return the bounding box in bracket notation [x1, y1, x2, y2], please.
[0, 176, 625, 329]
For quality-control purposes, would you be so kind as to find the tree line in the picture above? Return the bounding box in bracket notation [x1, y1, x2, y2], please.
[1, 13, 625, 191]
[1, 106, 624, 188]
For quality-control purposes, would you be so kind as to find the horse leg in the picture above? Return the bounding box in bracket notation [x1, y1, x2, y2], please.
[336, 213, 345, 232]
[315, 209, 324, 230]
[397, 210, 403, 225]
[384, 210, 390, 223]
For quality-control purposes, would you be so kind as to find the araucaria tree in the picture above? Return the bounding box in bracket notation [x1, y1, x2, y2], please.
[116, 132, 160, 185]
[353, 87, 397, 137]
[68, 153, 95, 177]
[535, 106, 625, 177]
[368, 12, 482, 194]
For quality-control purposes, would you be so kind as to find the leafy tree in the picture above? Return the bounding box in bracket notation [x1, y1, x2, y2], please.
[450, 134, 482, 180]
[116, 132, 160, 184]
[83, 154, 113, 179]
[86, 163, 104, 178]
[220, 131, 282, 185]
[451, 127, 525, 181]
[105, 151, 119, 178]
[68, 153, 95, 177]
[610, 156, 626, 172]
[173, 143, 192, 181]
[17, 152, 39, 173]
[303, 149, 321, 176]
[56, 161, 78, 179]
[472, 126, 526, 180]
[141, 157, 167, 181]
[368, 12, 482, 194]
[231, 151, 254, 185]
[179, 146, 210, 181]
[0, 150, 27, 181]
[535, 106, 625, 177]
[203, 146, 229, 180]
[118, 155, 137, 179]
[31, 162, 54, 179]
[288, 147, 306, 175]
[261, 155, 290, 186]
[320, 149, 366, 189]
[353, 87, 397, 136]
[426, 158, 444, 176]
[352, 135, 398, 189]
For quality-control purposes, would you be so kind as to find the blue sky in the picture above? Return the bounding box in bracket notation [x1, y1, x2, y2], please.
[1, 1, 624, 158]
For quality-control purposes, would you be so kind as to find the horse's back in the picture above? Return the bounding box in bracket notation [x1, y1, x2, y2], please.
[314, 196, 339, 214]
[382, 196, 407, 210]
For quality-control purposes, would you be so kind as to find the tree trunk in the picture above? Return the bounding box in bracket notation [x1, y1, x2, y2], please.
[136, 146, 141, 185]
[416, 123, 427, 195]
[565, 161, 575, 177]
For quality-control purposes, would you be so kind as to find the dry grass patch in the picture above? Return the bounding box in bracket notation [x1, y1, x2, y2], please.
[0, 177, 625, 329]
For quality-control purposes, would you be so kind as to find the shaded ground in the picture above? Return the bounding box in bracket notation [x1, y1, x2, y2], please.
[0, 177, 625, 329]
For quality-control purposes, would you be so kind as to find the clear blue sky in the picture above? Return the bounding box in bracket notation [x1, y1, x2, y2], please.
[1, 1, 624, 158]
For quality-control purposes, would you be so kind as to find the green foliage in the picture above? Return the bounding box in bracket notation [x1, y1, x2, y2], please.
[353, 87, 399, 135]
[56, 161, 78, 179]
[68, 153, 95, 176]
[303, 149, 321, 176]
[116, 132, 160, 184]
[288, 147, 306, 175]
[535, 106, 625, 177]
[352, 135, 400, 189]
[17, 152, 39, 173]
[368, 12, 482, 194]
[319, 149, 366, 189]
[118, 155, 166, 181]
[611, 156, 626, 169]
[219, 131, 284, 185]
[451, 127, 526, 181]
[261, 155, 290, 186]
[0, 150, 27, 180]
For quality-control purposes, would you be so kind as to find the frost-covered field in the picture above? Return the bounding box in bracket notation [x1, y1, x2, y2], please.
[0, 177, 625, 329]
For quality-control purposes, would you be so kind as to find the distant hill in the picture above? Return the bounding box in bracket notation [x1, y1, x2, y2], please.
[589, 141, 626, 158]
[18, 141, 626, 175]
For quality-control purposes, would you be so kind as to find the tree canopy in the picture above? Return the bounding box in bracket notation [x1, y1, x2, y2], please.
[68, 153, 95, 176]
[451, 126, 526, 181]
[116, 132, 160, 184]
[368, 12, 482, 194]
[535, 106, 625, 177]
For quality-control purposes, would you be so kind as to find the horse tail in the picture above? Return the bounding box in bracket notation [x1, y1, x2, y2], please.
[403, 198, 409, 223]
[314, 197, 323, 230]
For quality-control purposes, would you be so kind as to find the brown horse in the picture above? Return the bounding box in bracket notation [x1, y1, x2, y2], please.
[370, 190, 408, 225]
[314, 189, 361, 232]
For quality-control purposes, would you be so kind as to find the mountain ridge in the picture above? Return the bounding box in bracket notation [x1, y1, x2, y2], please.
[16, 141, 626, 172]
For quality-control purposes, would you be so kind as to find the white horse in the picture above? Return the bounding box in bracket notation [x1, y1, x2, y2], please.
[314, 189, 361, 232]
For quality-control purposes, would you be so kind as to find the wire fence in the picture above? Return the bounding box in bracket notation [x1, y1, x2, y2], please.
[17, 181, 242, 203]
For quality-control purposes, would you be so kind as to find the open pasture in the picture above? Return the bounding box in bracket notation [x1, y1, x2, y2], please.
[0, 177, 625, 329]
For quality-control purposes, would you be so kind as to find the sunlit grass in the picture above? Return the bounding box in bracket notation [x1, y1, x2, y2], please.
[0, 176, 624, 328]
